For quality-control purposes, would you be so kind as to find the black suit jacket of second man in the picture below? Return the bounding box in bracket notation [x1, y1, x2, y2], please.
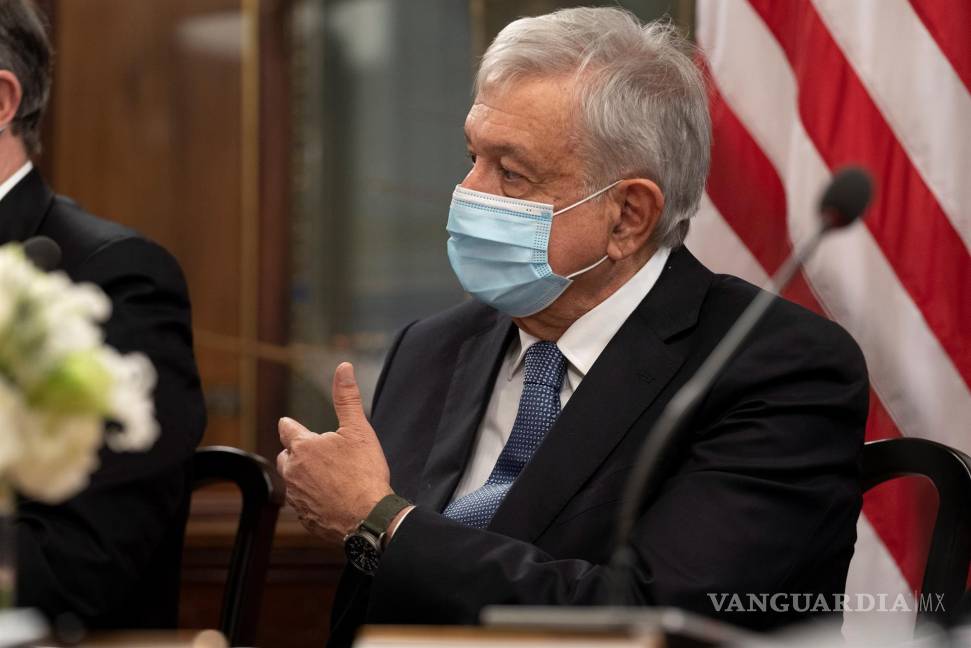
[328, 245, 869, 645]
[0, 169, 206, 629]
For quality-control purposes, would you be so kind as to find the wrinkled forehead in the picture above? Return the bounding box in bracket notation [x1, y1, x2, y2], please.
[465, 75, 583, 162]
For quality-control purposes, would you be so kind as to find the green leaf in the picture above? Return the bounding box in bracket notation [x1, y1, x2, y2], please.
[27, 352, 112, 415]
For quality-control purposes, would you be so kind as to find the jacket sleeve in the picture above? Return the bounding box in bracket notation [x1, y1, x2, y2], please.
[364, 314, 868, 630]
[15, 237, 206, 626]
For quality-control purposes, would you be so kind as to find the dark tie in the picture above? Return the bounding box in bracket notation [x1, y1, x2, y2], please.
[443, 341, 567, 528]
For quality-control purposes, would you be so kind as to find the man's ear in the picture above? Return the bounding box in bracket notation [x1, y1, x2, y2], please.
[0, 70, 23, 130]
[606, 178, 665, 259]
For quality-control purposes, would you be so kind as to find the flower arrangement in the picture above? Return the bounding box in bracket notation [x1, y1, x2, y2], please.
[0, 242, 159, 506]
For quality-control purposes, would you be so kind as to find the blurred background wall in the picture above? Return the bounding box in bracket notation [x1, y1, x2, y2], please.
[33, 1, 689, 645]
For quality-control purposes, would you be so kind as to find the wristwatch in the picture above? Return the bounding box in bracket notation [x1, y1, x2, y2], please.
[343, 493, 412, 575]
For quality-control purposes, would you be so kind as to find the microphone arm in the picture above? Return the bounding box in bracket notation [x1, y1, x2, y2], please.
[612, 219, 825, 550]
[607, 167, 873, 602]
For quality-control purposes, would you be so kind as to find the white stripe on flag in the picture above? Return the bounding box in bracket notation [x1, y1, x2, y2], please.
[686, 194, 770, 287]
[696, 0, 794, 174]
[812, 0, 971, 252]
[696, 0, 971, 457]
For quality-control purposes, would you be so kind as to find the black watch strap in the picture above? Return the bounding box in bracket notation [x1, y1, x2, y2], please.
[360, 494, 412, 537]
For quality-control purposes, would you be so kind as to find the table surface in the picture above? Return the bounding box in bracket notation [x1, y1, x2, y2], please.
[42, 629, 228, 648]
[354, 625, 661, 648]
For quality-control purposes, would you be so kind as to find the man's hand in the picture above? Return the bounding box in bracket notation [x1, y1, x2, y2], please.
[277, 362, 393, 546]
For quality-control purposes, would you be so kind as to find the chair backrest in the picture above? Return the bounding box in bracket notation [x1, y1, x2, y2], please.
[191, 446, 286, 646]
[862, 438, 971, 628]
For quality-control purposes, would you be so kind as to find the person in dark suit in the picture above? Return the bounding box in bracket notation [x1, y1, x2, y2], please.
[0, 0, 205, 630]
[275, 8, 868, 645]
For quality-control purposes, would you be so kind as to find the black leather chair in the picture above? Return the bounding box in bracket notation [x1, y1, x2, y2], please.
[862, 437, 971, 628]
[191, 446, 286, 646]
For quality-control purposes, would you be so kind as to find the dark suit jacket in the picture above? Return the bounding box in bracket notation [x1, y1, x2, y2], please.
[1, 169, 206, 629]
[327, 246, 868, 645]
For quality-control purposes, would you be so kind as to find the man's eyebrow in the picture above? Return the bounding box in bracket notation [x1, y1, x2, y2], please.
[465, 135, 542, 176]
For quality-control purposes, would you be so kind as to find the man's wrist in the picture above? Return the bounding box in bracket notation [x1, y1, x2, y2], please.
[350, 493, 412, 544]
[343, 495, 412, 575]
[382, 505, 415, 549]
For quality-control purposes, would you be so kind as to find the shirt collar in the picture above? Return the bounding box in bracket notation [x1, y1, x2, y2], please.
[0, 161, 34, 205]
[509, 246, 672, 385]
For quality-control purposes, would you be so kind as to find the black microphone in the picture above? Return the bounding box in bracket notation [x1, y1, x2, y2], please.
[23, 236, 62, 272]
[607, 166, 873, 600]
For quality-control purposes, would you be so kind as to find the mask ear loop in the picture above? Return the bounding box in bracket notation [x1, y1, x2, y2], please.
[552, 179, 623, 216]
[556, 179, 623, 280]
[565, 253, 609, 279]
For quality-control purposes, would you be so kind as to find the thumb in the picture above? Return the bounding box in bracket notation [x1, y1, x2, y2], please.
[332, 362, 367, 430]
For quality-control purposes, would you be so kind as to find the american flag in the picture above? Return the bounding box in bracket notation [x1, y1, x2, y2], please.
[688, 0, 970, 638]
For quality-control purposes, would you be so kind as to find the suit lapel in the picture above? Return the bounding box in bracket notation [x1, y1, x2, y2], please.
[488, 247, 713, 541]
[415, 310, 515, 512]
[0, 169, 54, 245]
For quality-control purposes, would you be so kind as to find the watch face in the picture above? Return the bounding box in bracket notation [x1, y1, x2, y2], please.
[345, 533, 381, 575]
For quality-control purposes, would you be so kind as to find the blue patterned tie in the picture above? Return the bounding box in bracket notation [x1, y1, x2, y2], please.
[444, 341, 567, 528]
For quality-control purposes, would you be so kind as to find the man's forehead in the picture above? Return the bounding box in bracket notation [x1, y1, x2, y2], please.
[464, 77, 576, 152]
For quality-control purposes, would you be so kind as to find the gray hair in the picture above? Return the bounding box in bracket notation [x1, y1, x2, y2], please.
[0, 0, 52, 157]
[475, 7, 711, 248]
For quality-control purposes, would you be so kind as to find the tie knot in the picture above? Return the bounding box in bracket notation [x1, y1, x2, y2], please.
[522, 341, 567, 389]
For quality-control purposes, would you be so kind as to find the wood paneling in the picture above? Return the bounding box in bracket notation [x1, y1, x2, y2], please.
[50, 0, 245, 448]
[42, 1, 326, 644]
[256, 0, 293, 459]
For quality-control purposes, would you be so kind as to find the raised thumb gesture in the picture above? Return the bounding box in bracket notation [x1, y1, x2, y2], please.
[332, 362, 369, 434]
[275, 361, 393, 546]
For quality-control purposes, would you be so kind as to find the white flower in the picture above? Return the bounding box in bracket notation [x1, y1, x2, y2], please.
[8, 413, 103, 503]
[99, 348, 159, 452]
[0, 378, 25, 476]
[30, 277, 110, 373]
[0, 242, 159, 504]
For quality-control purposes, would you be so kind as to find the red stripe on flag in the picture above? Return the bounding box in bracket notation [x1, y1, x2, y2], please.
[908, 0, 971, 94]
[707, 76, 789, 273]
[704, 80, 934, 592]
[706, 77, 825, 313]
[748, 0, 971, 391]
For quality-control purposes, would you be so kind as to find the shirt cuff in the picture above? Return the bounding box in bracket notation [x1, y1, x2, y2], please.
[383, 505, 416, 548]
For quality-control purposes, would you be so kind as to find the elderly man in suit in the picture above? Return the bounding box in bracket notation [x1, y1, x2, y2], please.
[0, 0, 205, 630]
[277, 7, 868, 644]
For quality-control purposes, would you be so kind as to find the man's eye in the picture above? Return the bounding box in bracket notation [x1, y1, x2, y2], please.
[501, 167, 523, 181]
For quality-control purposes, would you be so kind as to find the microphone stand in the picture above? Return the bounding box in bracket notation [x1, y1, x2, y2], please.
[608, 204, 858, 604]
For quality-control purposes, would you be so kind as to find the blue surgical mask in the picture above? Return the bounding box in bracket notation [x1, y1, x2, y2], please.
[446, 181, 621, 317]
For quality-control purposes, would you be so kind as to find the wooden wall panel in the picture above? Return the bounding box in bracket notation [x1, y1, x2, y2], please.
[50, 0, 245, 448]
[44, 2, 330, 645]
[256, 0, 293, 458]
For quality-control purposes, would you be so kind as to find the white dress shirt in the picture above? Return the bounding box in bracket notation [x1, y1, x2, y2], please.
[449, 246, 672, 502]
[0, 161, 33, 204]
